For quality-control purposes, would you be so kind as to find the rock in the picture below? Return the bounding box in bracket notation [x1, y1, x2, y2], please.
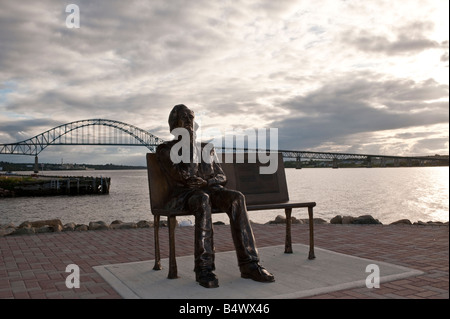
[390, 219, 412, 225]
[213, 221, 225, 226]
[137, 220, 152, 228]
[342, 216, 355, 224]
[156, 219, 179, 227]
[89, 221, 110, 230]
[412, 220, 444, 226]
[63, 222, 76, 231]
[75, 224, 89, 231]
[119, 222, 138, 229]
[267, 215, 300, 224]
[159, 220, 168, 227]
[110, 220, 140, 229]
[267, 215, 309, 224]
[18, 221, 32, 228]
[313, 218, 328, 224]
[0, 223, 16, 229]
[9, 227, 35, 236]
[29, 219, 63, 232]
[111, 222, 137, 229]
[0, 227, 16, 236]
[426, 221, 445, 226]
[36, 226, 54, 233]
[330, 215, 343, 224]
[351, 215, 382, 225]
[274, 215, 286, 224]
[300, 218, 327, 224]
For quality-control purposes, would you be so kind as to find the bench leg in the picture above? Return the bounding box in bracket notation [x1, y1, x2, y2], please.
[308, 206, 316, 260]
[153, 215, 162, 270]
[284, 208, 293, 253]
[167, 216, 179, 279]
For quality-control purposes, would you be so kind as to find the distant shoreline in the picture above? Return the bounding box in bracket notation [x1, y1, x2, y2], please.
[2, 159, 448, 173]
[0, 161, 146, 172]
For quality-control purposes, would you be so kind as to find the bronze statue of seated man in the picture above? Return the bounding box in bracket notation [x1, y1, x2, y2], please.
[155, 104, 275, 288]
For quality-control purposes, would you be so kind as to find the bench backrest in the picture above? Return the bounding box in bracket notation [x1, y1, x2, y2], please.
[219, 152, 288, 205]
[146, 152, 288, 211]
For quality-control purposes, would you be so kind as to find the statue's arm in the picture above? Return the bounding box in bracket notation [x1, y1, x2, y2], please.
[156, 144, 207, 188]
[207, 150, 227, 187]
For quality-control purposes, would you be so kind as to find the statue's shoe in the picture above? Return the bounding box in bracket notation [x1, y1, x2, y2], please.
[196, 269, 219, 288]
[240, 262, 275, 282]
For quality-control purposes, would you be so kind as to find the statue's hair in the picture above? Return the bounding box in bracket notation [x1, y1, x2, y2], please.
[168, 104, 194, 132]
[169, 104, 187, 132]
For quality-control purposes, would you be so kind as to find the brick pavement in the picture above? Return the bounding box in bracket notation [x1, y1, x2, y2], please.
[0, 223, 448, 299]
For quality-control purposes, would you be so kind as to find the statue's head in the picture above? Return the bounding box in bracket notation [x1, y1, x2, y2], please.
[168, 104, 196, 133]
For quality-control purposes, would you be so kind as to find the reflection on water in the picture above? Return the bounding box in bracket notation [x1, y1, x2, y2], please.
[0, 167, 448, 225]
[285, 167, 449, 224]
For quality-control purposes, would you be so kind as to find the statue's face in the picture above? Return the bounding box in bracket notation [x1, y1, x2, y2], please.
[177, 108, 195, 133]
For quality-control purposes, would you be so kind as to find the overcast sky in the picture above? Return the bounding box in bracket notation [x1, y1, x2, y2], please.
[0, 0, 448, 166]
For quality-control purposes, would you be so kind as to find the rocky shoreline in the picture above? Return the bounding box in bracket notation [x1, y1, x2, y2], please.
[0, 214, 448, 237]
[266, 214, 449, 226]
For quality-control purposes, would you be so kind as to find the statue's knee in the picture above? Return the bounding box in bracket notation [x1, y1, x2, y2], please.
[197, 193, 211, 208]
[200, 193, 211, 205]
[189, 192, 211, 210]
[233, 191, 246, 204]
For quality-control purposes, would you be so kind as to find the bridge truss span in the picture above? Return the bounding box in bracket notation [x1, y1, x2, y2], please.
[1, 119, 447, 169]
[0, 119, 164, 156]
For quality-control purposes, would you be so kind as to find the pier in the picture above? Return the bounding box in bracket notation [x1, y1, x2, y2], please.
[0, 173, 110, 197]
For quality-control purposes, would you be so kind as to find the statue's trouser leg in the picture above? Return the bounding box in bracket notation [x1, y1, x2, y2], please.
[211, 189, 260, 267]
[189, 191, 215, 272]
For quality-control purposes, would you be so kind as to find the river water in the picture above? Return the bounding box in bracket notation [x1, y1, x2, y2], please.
[0, 167, 448, 226]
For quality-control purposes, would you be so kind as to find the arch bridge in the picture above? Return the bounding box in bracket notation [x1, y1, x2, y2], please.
[0, 119, 164, 156]
[1, 119, 447, 172]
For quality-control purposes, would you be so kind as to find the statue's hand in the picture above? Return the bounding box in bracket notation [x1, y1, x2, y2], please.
[207, 175, 226, 188]
[186, 176, 207, 188]
[209, 184, 224, 191]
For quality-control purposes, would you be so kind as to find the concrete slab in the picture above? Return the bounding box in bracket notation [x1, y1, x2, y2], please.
[93, 244, 423, 299]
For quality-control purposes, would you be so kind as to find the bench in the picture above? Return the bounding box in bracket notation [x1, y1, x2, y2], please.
[146, 152, 316, 279]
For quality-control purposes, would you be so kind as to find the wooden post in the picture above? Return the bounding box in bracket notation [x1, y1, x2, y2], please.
[284, 208, 293, 253]
[167, 216, 178, 279]
[308, 206, 316, 260]
[153, 215, 162, 271]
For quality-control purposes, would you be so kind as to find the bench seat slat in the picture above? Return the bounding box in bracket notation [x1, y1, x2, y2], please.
[246, 201, 316, 211]
[153, 200, 316, 216]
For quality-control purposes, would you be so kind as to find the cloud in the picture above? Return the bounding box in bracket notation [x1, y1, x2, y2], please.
[341, 21, 443, 55]
[271, 73, 449, 153]
[0, 0, 448, 164]
[0, 118, 61, 142]
[411, 137, 449, 155]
